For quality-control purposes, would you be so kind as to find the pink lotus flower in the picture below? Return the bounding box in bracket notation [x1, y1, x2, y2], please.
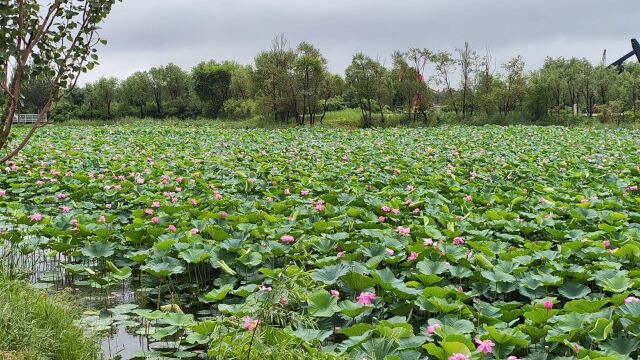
[258, 285, 272, 292]
[62, 206, 71, 213]
[247, 177, 257, 183]
[242, 316, 260, 331]
[412, 208, 420, 214]
[378, 216, 386, 223]
[280, 234, 295, 244]
[284, 188, 290, 195]
[266, 196, 273, 202]
[190, 228, 199, 235]
[426, 323, 441, 335]
[330, 289, 340, 298]
[507, 357, 521, 360]
[0, 189, 5, 197]
[386, 248, 395, 256]
[543, 300, 553, 310]
[406, 184, 414, 192]
[391, 208, 400, 215]
[404, 199, 413, 206]
[220, 211, 228, 219]
[475, 338, 495, 354]
[168, 224, 177, 232]
[144, 208, 153, 215]
[447, 354, 470, 360]
[627, 185, 638, 192]
[396, 226, 410, 236]
[408, 252, 418, 261]
[70, 219, 78, 226]
[356, 292, 376, 305]
[300, 189, 310, 196]
[36, 180, 44, 186]
[105, 203, 112, 209]
[452, 236, 465, 245]
[98, 215, 106, 223]
[57, 193, 66, 199]
[152, 201, 160, 208]
[214, 191, 223, 200]
[469, 171, 477, 179]
[423, 238, 434, 246]
[151, 216, 159, 224]
[624, 296, 640, 303]
[572, 343, 580, 353]
[337, 251, 345, 257]
[30, 213, 43, 222]
[382, 205, 391, 213]
[190, 198, 198, 206]
[465, 195, 472, 202]
[603, 239, 611, 248]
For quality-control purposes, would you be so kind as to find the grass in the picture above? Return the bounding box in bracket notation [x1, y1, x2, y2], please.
[49, 108, 640, 130]
[0, 273, 99, 360]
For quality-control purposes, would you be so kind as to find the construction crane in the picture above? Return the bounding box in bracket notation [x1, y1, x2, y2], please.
[608, 38, 640, 73]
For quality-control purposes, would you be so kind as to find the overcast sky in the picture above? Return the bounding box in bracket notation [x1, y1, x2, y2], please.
[81, 0, 640, 84]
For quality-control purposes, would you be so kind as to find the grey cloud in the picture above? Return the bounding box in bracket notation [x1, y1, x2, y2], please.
[82, 0, 640, 83]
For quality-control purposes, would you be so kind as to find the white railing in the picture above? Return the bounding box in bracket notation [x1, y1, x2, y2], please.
[12, 114, 48, 124]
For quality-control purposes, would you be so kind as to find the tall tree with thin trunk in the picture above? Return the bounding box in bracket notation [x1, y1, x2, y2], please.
[0, 0, 119, 163]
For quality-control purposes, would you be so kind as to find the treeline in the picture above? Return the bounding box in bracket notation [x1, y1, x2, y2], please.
[18, 36, 640, 126]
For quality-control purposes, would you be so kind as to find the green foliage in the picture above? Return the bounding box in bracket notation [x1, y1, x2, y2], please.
[192, 61, 232, 117]
[0, 273, 98, 359]
[0, 0, 119, 162]
[3, 124, 640, 359]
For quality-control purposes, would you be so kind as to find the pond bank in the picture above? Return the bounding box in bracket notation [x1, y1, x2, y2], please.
[0, 272, 100, 359]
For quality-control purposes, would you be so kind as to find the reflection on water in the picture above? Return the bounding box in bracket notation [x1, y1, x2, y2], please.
[1, 244, 150, 359]
[102, 326, 148, 360]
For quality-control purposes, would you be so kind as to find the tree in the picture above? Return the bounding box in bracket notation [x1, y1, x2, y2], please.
[148, 66, 166, 117]
[345, 53, 389, 128]
[294, 42, 327, 125]
[392, 48, 432, 122]
[455, 42, 478, 120]
[499, 56, 527, 116]
[526, 70, 550, 120]
[539, 57, 567, 114]
[430, 51, 458, 119]
[162, 63, 192, 117]
[0, 0, 119, 163]
[619, 63, 640, 116]
[120, 71, 151, 118]
[476, 48, 499, 116]
[578, 60, 596, 116]
[19, 71, 51, 114]
[192, 61, 231, 117]
[254, 34, 297, 123]
[319, 73, 344, 123]
[93, 77, 118, 118]
[594, 65, 616, 105]
[164, 63, 190, 101]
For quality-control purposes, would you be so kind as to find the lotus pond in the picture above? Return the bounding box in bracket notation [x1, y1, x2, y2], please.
[2, 124, 640, 360]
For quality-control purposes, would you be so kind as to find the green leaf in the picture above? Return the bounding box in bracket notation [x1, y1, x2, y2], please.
[307, 290, 339, 317]
[559, 281, 591, 299]
[589, 318, 613, 342]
